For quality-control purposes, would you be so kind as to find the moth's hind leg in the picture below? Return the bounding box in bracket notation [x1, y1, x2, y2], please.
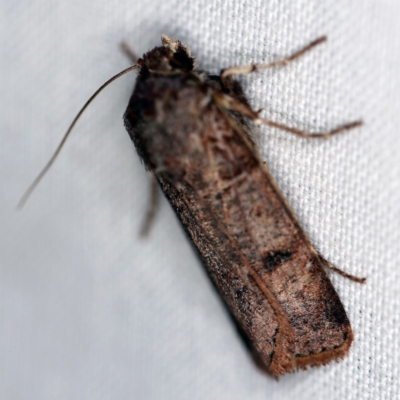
[120, 41, 139, 63]
[140, 172, 159, 237]
[220, 36, 327, 84]
[319, 255, 366, 284]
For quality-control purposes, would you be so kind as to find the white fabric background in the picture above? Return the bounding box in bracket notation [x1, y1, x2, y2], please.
[1, 1, 399, 399]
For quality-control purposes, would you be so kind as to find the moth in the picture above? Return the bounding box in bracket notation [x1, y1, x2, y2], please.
[19, 35, 364, 376]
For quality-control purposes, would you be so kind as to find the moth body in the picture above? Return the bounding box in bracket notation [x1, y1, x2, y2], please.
[124, 36, 354, 375]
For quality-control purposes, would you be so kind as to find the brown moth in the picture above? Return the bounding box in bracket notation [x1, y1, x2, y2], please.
[123, 35, 364, 376]
[19, 35, 364, 376]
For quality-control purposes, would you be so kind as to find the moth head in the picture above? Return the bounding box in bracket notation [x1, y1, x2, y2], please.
[140, 35, 196, 73]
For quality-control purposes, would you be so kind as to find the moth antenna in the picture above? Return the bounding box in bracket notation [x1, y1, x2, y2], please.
[17, 63, 140, 209]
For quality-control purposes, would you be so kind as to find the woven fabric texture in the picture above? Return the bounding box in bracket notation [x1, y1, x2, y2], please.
[1, 1, 399, 399]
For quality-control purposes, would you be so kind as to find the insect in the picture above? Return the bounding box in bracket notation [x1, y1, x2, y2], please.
[19, 35, 365, 376]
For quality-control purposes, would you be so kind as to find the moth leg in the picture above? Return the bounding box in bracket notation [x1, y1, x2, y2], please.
[254, 116, 363, 139]
[220, 36, 327, 84]
[213, 92, 363, 139]
[119, 41, 139, 63]
[140, 172, 159, 237]
[319, 255, 366, 283]
[119, 42, 157, 235]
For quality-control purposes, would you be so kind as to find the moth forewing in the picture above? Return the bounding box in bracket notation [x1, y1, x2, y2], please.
[20, 34, 363, 377]
[124, 36, 362, 375]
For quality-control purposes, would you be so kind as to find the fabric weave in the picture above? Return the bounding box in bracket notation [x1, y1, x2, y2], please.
[0, 1, 399, 399]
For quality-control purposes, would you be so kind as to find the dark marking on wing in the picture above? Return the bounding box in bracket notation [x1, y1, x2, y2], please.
[262, 250, 292, 272]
